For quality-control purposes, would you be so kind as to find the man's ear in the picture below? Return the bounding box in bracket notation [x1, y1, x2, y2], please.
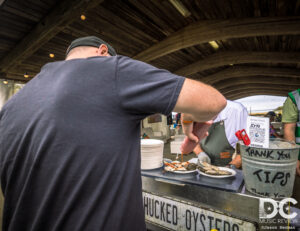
[97, 44, 109, 56]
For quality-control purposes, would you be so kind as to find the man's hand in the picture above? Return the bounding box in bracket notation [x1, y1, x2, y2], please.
[182, 121, 198, 143]
[181, 121, 213, 154]
[297, 160, 300, 176]
[198, 152, 211, 164]
[229, 155, 242, 169]
[193, 121, 213, 141]
[181, 113, 199, 142]
[193, 143, 202, 155]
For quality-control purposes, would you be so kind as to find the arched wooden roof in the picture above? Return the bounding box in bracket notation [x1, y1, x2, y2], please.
[0, 0, 299, 99]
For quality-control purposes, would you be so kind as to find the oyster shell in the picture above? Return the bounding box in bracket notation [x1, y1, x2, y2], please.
[198, 161, 232, 176]
[186, 163, 197, 171]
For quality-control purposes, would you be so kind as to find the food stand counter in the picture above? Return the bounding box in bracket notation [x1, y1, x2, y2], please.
[141, 168, 300, 231]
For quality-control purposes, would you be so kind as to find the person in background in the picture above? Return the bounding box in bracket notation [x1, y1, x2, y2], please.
[191, 100, 248, 167]
[0, 36, 226, 231]
[282, 89, 300, 176]
[167, 113, 173, 125]
[276, 113, 282, 122]
[265, 111, 281, 138]
[282, 89, 300, 205]
[175, 113, 181, 124]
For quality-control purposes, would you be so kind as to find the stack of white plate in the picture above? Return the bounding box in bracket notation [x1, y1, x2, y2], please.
[141, 139, 164, 170]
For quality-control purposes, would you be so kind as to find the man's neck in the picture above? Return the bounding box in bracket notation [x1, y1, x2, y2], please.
[65, 54, 95, 60]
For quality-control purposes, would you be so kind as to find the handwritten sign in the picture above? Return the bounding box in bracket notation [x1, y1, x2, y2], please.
[246, 116, 269, 148]
[240, 143, 297, 198]
[242, 164, 295, 198]
[245, 147, 291, 160]
[143, 192, 256, 231]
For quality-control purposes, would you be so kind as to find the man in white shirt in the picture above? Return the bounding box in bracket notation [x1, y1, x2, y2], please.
[193, 100, 248, 167]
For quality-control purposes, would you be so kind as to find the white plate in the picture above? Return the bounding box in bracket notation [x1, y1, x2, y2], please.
[198, 167, 236, 178]
[164, 167, 198, 174]
[172, 169, 197, 174]
[164, 159, 197, 174]
[141, 139, 164, 146]
[142, 162, 164, 170]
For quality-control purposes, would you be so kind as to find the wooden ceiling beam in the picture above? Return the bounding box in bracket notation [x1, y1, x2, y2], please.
[4, 72, 32, 82]
[0, 0, 105, 72]
[7, 64, 41, 76]
[200, 66, 300, 84]
[227, 90, 288, 100]
[175, 51, 300, 76]
[0, 72, 6, 78]
[213, 76, 300, 89]
[6, 69, 39, 77]
[0, 74, 28, 83]
[226, 89, 289, 98]
[134, 16, 300, 62]
[168, 0, 191, 17]
[253, 0, 261, 17]
[220, 84, 295, 95]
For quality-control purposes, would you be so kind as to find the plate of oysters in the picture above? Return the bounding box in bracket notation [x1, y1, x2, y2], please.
[163, 160, 198, 174]
[197, 161, 236, 178]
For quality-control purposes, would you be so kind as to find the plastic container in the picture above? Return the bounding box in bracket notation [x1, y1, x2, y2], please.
[174, 134, 186, 141]
[170, 135, 185, 154]
[170, 141, 182, 154]
[240, 138, 300, 198]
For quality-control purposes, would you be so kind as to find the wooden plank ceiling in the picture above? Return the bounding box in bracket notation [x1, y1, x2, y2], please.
[0, 0, 299, 100]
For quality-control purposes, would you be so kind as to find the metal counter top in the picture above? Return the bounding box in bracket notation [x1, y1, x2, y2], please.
[142, 169, 258, 223]
[142, 172, 300, 230]
[142, 142, 300, 230]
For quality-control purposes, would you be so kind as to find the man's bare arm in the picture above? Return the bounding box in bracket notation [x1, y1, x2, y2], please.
[284, 122, 300, 176]
[284, 123, 296, 142]
[174, 79, 226, 122]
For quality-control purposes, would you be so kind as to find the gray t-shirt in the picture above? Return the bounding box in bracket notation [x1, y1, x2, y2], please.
[0, 55, 184, 231]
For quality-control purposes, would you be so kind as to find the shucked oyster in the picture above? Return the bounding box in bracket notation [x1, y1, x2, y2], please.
[186, 163, 197, 171]
[217, 170, 232, 175]
[205, 170, 219, 175]
[197, 161, 232, 176]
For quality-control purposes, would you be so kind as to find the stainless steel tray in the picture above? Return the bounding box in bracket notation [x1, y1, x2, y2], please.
[141, 167, 244, 192]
